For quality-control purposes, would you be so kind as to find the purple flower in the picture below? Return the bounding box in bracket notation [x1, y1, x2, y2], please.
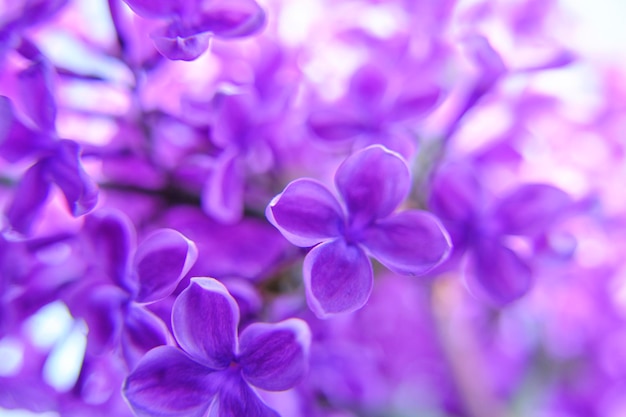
[121, 0, 266, 61]
[429, 164, 572, 304]
[123, 277, 311, 417]
[266, 145, 451, 317]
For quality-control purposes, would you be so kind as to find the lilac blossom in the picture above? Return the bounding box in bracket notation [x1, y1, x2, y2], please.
[429, 164, 573, 304]
[123, 277, 311, 417]
[120, 0, 266, 61]
[266, 145, 451, 317]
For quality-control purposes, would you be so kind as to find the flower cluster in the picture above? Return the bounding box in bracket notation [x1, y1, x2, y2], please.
[1, 0, 625, 416]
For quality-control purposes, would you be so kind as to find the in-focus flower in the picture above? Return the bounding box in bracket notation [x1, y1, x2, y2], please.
[124, 277, 311, 417]
[266, 145, 451, 318]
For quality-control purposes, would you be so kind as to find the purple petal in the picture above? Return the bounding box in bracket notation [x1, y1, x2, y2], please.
[266, 179, 344, 247]
[494, 184, 571, 238]
[172, 278, 239, 369]
[210, 375, 279, 417]
[307, 109, 368, 142]
[361, 210, 452, 276]
[0, 96, 50, 162]
[150, 23, 211, 61]
[44, 140, 99, 216]
[388, 86, 442, 122]
[239, 319, 310, 391]
[195, 0, 266, 39]
[202, 150, 245, 224]
[465, 239, 532, 305]
[18, 0, 69, 25]
[134, 229, 198, 303]
[303, 239, 373, 318]
[18, 59, 57, 132]
[124, 346, 218, 417]
[335, 145, 410, 228]
[348, 64, 387, 111]
[121, 0, 180, 19]
[122, 305, 174, 368]
[5, 162, 50, 235]
[83, 210, 135, 292]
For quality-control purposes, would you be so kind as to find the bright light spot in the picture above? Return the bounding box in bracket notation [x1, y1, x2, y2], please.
[358, 4, 405, 38]
[33, 30, 133, 85]
[0, 337, 23, 376]
[35, 243, 72, 266]
[24, 302, 73, 350]
[43, 321, 88, 392]
[278, 0, 323, 46]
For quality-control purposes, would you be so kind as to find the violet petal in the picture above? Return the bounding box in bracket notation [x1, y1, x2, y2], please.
[210, 375, 279, 417]
[121, 0, 180, 19]
[123, 346, 218, 417]
[202, 150, 245, 224]
[172, 278, 238, 369]
[134, 229, 198, 304]
[0, 96, 50, 162]
[239, 319, 310, 391]
[122, 304, 174, 368]
[83, 210, 135, 292]
[5, 162, 50, 235]
[150, 23, 211, 61]
[335, 145, 410, 228]
[494, 184, 571, 238]
[465, 239, 532, 305]
[44, 140, 99, 216]
[195, 0, 266, 39]
[18, 59, 57, 132]
[361, 210, 452, 276]
[266, 179, 344, 247]
[303, 238, 373, 318]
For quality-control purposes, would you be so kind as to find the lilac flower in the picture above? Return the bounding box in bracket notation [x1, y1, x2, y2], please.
[1, 54, 98, 234]
[266, 145, 451, 317]
[66, 210, 198, 365]
[429, 164, 572, 304]
[123, 277, 311, 417]
[121, 0, 266, 61]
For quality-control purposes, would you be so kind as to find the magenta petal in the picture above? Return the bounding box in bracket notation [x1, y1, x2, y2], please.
[45, 140, 99, 216]
[196, 0, 266, 39]
[124, 346, 218, 417]
[335, 145, 410, 228]
[361, 211, 452, 276]
[465, 239, 532, 305]
[150, 23, 211, 61]
[134, 229, 198, 303]
[494, 184, 571, 238]
[172, 278, 238, 369]
[210, 376, 279, 417]
[266, 179, 344, 247]
[239, 319, 310, 391]
[5, 162, 50, 235]
[303, 239, 373, 318]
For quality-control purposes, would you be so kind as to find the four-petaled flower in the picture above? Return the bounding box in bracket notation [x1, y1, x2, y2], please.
[123, 278, 311, 417]
[266, 145, 452, 318]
